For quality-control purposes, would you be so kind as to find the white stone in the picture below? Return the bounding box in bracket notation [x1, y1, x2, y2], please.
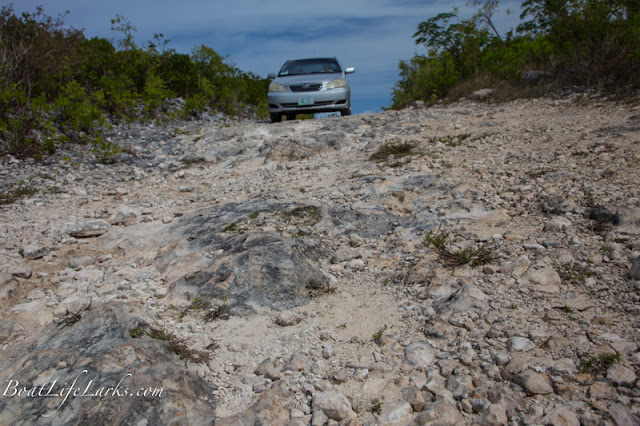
[312, 390, 355, 421]
[404, 341, 435, 368]
[508, 337, 535, 352]
[22, 244, 50, 260]
[379, 401, 413, 424]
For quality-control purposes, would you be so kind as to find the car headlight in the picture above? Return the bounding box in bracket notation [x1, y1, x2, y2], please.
[269, 83, 286, 92]
[326, 79, 346, 90]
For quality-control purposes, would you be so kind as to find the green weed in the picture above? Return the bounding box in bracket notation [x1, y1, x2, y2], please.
[561, 306, 574, 314]
[580, 353, 620, 375]
[145, 326, 211, 364]
[306, 279, 335, 294]
[205, 296, 230, 321]
[370, 141, 418, 165]
[556, 262, 593, 283]
[372, 324, 387, 344]
[283, 205, 321, 226]
[222, 223, 237, 232]
[428, 133, 471, 147]
[177, 296, 211, 319]
[371, 400, 382, 415]
[0, 186, 37, 205]
[425, 228, 495, 267]
[129, 326, 144, 338]
[56, 300, 92, 328]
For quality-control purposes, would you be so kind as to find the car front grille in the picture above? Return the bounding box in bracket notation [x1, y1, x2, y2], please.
[290, 83, 322, 92]
[281, 100, 334, 108]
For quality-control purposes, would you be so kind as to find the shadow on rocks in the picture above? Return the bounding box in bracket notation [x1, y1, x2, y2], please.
[156, 200, 330, 315]
[0, 303, 217, 425]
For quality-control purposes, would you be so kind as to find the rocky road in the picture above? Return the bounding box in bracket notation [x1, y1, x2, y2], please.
[0, 95, 639, 425]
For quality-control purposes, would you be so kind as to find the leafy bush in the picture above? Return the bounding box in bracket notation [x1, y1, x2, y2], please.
[142, 71, 175, 115]
[54, 80, 105, 137]
[0, 5, 270, 159]
[93, 137, 122, 164]
[391, 0, 640, 108]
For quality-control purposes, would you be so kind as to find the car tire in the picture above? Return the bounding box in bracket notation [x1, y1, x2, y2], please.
[340, 108, 352, 117]
[270, 113, 282, 123]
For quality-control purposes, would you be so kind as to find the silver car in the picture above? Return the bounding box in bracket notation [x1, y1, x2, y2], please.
[267, 57, 355, 123]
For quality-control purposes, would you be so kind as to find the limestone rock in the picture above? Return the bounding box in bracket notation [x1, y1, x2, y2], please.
[66, 220, 111, 237]
[157, 202, 330, 314]
[480, 403, 509, 425]
[528, 266, 562, 293]
[502, 254, 530, 276]
[378, 401, 413, 424]
[606, 364, 637, 388]
[0, 273, 19, 300]
[433, 284, 489, 315]
[608, 403, 640, 426]
[275, 310, 302, 326]
[528, 266, 562, 286]
[0, 319, 25, 344]
[22, 244, 50, 260]
[108, 209, 139, 226]
[631, 256, 640, 280]
[508, 337, 535, 352]
[218, 386, 291, 425]
[544, 216, 572, 232]
[254, 358, 275, 376]
[414, 397, 465, 425]
[7, 299, 53, 329]
[514, 370, 554, 395]
[284, 353, 313, 372]
[8, 262, 32, 279]
[55, 294, 92, 317]
[312, 390, 356, 421]
[404, 341, 435, 368]
[616, 207, 640, 234]
[446, 374, 474, 400]
[69, 255, 96, 269]
[541, 406, 580, 426]
[311, 410, 329, 426]
[0, 303, 217, 425]
[589, 381, 616, 399]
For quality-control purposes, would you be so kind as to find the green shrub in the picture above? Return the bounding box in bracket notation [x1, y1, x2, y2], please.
[142, 71, 175, 115]
[0, 85, 54, 157]
[93, 136, 122, 164]
[392, 0, 640, 108]
[0, 6, 270, 159]
[55, 80, 105, 135]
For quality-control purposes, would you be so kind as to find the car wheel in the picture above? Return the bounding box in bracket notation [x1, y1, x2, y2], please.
[340, 108, 352, 117]
[270, 113, 282, 123]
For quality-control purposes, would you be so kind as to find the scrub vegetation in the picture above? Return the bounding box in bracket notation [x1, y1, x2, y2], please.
[391, 0, 640, 108]
[0, 5, 269, 159]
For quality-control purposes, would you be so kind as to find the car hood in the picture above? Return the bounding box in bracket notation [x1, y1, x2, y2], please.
[273, 72, 344, 86]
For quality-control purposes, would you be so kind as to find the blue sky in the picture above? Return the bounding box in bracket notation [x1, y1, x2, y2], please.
[9, 0, 521, 114]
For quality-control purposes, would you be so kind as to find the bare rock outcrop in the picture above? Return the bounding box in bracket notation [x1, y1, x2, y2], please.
[0, 304, 216, 425]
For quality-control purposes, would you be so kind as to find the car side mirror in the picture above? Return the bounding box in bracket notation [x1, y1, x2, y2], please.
[345, 67, 355, 74]
[268, 73, 276, 79]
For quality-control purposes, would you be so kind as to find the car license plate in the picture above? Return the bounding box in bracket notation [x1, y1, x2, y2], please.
[298, 96, 314, 106]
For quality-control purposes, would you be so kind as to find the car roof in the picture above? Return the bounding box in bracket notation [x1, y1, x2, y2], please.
[284, 57, 338, 63]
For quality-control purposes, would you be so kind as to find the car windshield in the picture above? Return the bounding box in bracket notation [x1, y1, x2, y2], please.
[278, 59, 341, 76]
